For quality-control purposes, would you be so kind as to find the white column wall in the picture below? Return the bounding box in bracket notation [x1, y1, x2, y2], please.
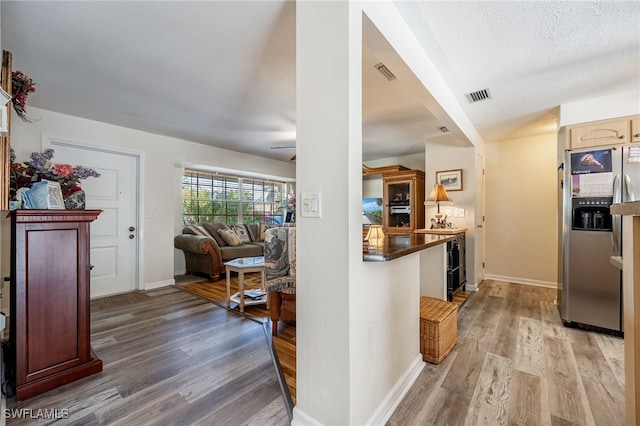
[296, 2, 424, 424]
[296, 2, 485, 424]
[295, 1, 358, 423]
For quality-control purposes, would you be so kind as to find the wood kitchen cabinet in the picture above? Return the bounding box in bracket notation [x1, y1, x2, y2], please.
[567, 115, 640, 149]
[632, 117, 640, 144]
[10, 209, 103, 401]
[383, 169, 425, 233]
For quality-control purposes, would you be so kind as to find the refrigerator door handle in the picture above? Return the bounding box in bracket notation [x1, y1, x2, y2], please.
[612, 174, 620, 253]
[612, 215, 619, 253]
[624, 174, 634, 202]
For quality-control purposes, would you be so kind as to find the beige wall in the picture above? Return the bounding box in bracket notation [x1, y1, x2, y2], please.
[425, 143, 478, 286]
[485, 132, 558, 287]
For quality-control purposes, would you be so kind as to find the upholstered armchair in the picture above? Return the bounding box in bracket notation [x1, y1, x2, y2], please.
[264, 227, 296, 335]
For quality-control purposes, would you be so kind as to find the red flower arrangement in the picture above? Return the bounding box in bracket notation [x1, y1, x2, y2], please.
[12, 70, 36, 122]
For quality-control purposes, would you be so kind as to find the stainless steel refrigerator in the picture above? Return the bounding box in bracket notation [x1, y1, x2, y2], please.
[560, 144, 640, 335]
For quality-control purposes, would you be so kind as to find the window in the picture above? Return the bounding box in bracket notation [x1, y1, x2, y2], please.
[182, 169, 287, 225]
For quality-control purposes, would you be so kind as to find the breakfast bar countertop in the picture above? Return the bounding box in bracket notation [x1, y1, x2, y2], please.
[363, 232, 456, 262]
[414, 228, 467, 235]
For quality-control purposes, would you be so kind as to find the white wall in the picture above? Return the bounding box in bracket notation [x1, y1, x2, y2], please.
[559, 90, 640, 128]
[365, 152, 425, 171]
[425, 143, 477, 286]
[8, 107, 295, 288]
[485, 133, 558, 287]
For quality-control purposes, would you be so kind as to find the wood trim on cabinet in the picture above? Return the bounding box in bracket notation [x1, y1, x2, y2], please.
[632, 117, 640, 144]
[0, 51, 12, 210]
[362, 164, 410, 177]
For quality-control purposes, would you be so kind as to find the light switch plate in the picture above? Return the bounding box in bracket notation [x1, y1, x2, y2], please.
[301, 192, 321, 217]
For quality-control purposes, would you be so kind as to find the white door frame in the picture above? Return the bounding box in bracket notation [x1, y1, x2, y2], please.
[475, 151, 486, 286]
[42, 134, 145, 291]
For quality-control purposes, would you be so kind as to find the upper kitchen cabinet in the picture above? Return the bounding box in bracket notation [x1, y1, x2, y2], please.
[567, 115, 640, 149]
[632, 117, 640, 144]
[383, 169, 425, 233]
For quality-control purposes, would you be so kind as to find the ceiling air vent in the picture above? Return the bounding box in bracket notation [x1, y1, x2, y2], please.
[466, 88, 492, 103]
[374, 63, 396, 81]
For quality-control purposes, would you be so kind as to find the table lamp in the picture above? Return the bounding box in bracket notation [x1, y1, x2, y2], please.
[365, 225, 385, 249]
[425, 184, 453, 229]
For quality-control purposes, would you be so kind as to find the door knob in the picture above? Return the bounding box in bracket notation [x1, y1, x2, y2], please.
[129, 234, 135, 239]
[129, 226, 135, 232]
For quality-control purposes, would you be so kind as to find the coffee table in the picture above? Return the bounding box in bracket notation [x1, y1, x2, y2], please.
[224, 256, 266, 313]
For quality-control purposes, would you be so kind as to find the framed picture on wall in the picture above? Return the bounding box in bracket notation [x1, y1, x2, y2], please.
[436, 169, 463, 191]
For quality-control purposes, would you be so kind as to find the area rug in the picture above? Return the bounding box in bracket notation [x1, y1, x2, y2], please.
[174, 273, 270, 320]
[91, 291, 152, 311]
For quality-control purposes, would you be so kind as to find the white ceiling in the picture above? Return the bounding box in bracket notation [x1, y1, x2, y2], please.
[2, 1, 639, 162]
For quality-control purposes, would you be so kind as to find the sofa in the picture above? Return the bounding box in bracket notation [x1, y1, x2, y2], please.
[174, 222, 283, 281]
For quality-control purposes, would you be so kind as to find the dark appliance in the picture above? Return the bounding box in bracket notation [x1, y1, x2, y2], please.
[446, 234, 466, 301]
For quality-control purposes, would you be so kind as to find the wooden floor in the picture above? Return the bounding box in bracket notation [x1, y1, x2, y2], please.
[6, 287, 290, 425]
[6, 279, 623, 425]
[176, 275, 471, 411]
[388, 279, 625, 426]
[175, 274, 297, 403]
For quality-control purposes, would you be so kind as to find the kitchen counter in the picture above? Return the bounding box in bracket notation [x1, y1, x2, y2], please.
[610, 256, 623, 270]
[611, 201, 640, 426]
[363, 232, 456, 262]
[414, 228, 467, 235]
[611, 200, 640, 216]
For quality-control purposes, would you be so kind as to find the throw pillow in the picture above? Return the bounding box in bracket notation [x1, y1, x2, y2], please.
[227, 224, 251, 243]
[218, 229, 243, 246]
[203, 223, 229, 247]
[187, 225, 213, 238]
[245, 223, 258, 242]
[258, 222, 277, 242]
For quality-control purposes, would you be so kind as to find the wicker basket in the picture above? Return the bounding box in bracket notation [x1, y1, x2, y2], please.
[419, 296, 458, 364]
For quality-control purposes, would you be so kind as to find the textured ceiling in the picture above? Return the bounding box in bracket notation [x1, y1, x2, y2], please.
[2, 1, 639, 162]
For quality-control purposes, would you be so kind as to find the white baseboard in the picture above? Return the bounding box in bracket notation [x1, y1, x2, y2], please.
[292, 354, 425, 426]
[466, 283, 479, 292]
[366, 354, 425, 425]
[484, 274, 557, 289]
[292, 406, 324, 426]
[144, 279, 175, 291]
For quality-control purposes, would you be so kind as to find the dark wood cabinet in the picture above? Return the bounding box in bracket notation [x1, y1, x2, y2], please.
[383, 170, 425, 233]
[10, 209, 102, 401]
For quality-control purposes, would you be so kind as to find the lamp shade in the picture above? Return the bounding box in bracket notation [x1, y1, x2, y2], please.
[426, 184, 453, 203]
[365, 225, 385, 248]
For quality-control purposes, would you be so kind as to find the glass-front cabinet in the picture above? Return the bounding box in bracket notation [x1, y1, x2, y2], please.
[383, 170, 425, 233]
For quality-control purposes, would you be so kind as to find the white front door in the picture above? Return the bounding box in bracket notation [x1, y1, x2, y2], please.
[45, 137, 139, 297]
